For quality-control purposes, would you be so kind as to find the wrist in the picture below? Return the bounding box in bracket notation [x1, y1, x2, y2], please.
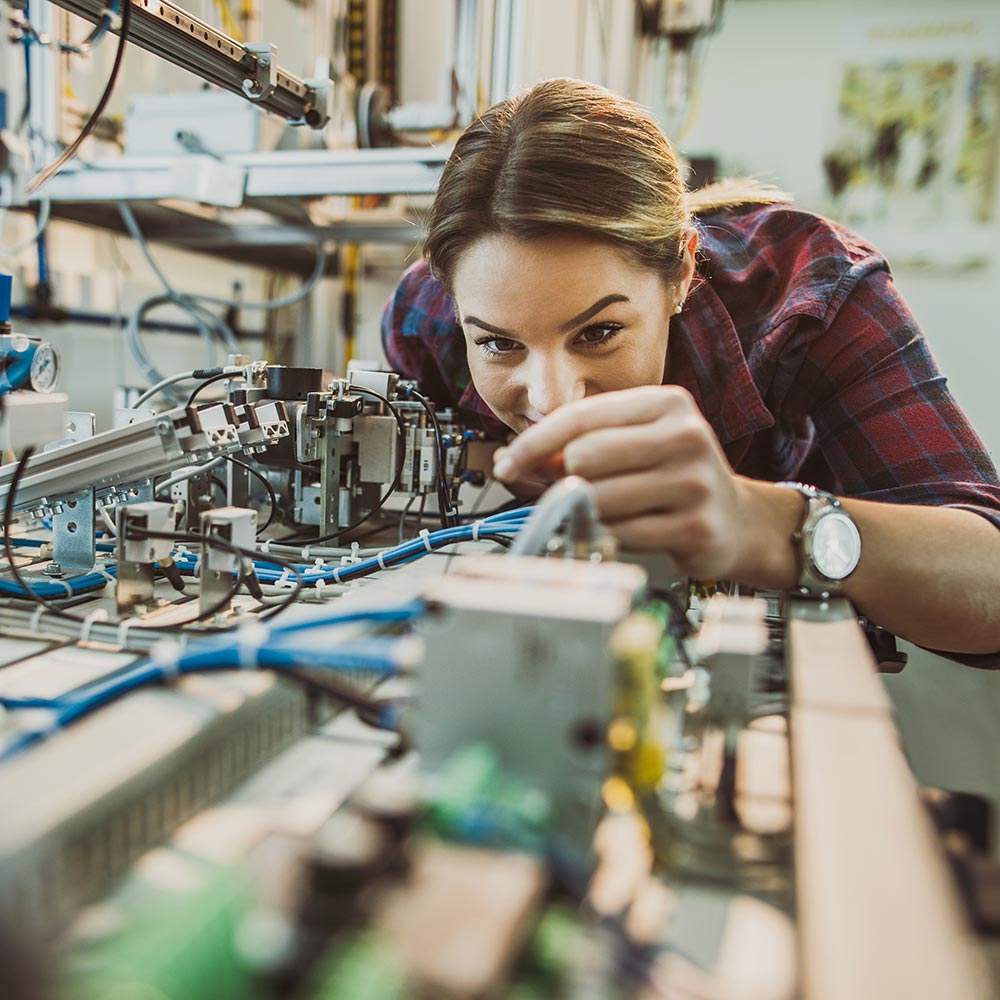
[730, 477, 803, 588]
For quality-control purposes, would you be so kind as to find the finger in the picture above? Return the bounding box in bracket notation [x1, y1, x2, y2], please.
[589, 468, 710, 522]
[605, 510, 715, 563]
[494, 385, 692, 480]
[562, 415, 710, 480]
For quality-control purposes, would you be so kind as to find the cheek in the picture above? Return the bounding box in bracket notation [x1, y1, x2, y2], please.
[467, 353, 520, 414]
[589, 336, 669, 392]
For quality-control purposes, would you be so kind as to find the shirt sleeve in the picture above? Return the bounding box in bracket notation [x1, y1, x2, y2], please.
[379, 259, 469, 407]
[780, 264, 1000, 666]
[783, 263, 1000, 527]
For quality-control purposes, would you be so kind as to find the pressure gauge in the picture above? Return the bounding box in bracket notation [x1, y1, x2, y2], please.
[29, 341, 60, 392]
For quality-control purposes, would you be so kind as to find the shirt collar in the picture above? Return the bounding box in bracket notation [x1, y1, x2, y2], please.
[669, 280, 774, 448]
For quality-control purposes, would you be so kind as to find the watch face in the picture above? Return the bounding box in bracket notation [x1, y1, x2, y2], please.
[811, 511, 861, 580]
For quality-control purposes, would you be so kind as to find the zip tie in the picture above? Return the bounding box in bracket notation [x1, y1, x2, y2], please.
[332, 565, 344, 584]
[237, 622, 269, 670]
[314, 577, 326, 596]
[94, 565, 117, 587]
[51, 578, 74, 599]
[277, 568, 292, 588]
[30, 605, 46, 633]
[313, 557, 326, 569]
[471, 519, 482, 542]
[419, 529, 433, 553]
[150, 639, 183, 679]
[80, 609, 109, 644]
[259, 539, 272, 555]
[300, 545, 311, 562]
[376, 550, 389, 571]
[350, 541, 360, 562]
[116, 617, 143, 649]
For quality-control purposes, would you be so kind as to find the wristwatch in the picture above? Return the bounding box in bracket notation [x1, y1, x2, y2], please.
[774, 482, 862, 598]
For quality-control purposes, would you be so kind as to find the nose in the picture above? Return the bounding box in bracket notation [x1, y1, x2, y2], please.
[524, 354, 587, 418]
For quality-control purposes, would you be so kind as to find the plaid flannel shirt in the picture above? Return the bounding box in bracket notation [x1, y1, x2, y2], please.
[381, 203, 1000, 664]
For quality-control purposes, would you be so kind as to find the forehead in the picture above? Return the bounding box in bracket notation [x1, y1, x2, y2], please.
[451, 233, 657, 326]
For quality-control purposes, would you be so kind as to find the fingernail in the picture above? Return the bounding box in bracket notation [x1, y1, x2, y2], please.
[493, 454, 515, 480]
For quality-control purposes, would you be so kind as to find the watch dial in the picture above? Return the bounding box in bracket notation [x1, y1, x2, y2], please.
[812, 513, 861, 579]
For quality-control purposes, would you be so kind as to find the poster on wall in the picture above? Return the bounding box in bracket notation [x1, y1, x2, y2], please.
[822, 17, 1000, 266]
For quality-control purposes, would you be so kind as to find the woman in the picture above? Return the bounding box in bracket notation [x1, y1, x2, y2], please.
[382, 77, 1000, 663]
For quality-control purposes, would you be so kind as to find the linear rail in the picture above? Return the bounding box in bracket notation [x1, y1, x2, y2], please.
[50, 0, 330, 127]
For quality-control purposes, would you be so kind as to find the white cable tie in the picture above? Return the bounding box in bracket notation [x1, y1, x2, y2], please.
[350, 541, 360, 562]
[313, 556, 326, 569]
[332, 565, 344, 584]
[277, 567, 292, 588]
[94, 565, 117, 587]
[259, 539, 272, 555]
[150, 639, 183, 679]
[52, 578, 74, 599]
[314, 577, 326, 596]
[80, 608, 109, 644]
[419, 529, 433, 553]
[376, 550, 388, 571]
[30, 605, 46, 633]
[300, 545, 311, 562]
[116, 617, 143, 649]
[236, 622, 269, 670]
[472, 519, 482, 542]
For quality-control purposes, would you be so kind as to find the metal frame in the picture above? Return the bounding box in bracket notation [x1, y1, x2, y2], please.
[28, 147, 449, 204]
[49, 0, 330, 127]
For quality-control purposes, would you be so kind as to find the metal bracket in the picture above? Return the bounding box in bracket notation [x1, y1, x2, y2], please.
[51, 488, 96, 574]
[242, 42, 277, 101]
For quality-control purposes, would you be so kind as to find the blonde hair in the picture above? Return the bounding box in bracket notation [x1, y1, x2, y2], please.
[424, 78, 791, 292]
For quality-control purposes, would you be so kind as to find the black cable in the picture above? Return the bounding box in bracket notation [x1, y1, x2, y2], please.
[186, 371, 233, 408]
[123, 527, 247, 626]
[281, 665, 393, 719]
[129, 528, 303, 623]
[409, 389, 452, 528]
[282, 386, 407, 546]
[26, 0, 132, 193]
[226, 456, 277, 535]
[1, 446, 87, 621]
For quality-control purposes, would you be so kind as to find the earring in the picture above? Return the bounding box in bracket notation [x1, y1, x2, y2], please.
[673, 301, 684, 315]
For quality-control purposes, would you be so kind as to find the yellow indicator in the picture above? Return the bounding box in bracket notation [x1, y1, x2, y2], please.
[607, 718, 637, 753]
[602, 775, 636, 813]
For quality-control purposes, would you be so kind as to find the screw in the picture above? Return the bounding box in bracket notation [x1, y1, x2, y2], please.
[44, 562, 63, 577]
[155, 420, 171, 436]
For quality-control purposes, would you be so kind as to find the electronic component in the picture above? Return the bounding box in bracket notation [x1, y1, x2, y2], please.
[416, 554, 648, 851]
[199, 506, 257, 617]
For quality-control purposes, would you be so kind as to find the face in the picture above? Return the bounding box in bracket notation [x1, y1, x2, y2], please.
[451, 231, 693, 433]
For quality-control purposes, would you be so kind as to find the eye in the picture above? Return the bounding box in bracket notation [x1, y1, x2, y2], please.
[474, 336, 521, 357]
[575, 322, 623, 348]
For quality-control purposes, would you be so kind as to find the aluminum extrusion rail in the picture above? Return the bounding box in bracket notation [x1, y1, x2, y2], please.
[0, 405, 242, 516]
[50, 0, 329, 127]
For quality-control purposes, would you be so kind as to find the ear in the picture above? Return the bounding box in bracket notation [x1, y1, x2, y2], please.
[679, 228, 699, 300]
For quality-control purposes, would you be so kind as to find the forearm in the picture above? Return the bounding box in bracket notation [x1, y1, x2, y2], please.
[733, 478, 1000, 655]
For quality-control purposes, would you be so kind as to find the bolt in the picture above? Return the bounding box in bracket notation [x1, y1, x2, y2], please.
[44, 562, 63, 577]
[155, 420, 171, 436]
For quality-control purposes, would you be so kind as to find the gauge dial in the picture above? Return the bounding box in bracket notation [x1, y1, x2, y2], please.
[29, 342, 60, 393]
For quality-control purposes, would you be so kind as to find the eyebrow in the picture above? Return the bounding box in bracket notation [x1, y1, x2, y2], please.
[462, 294, 630, 338]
